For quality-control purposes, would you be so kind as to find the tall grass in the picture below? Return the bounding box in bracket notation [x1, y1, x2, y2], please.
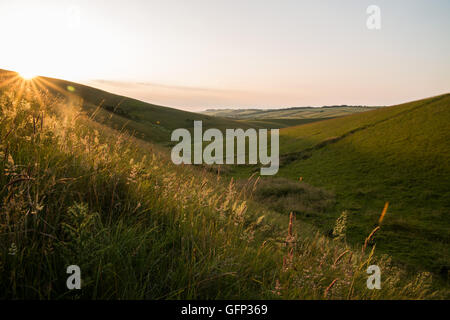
[0, 84, 443, 299]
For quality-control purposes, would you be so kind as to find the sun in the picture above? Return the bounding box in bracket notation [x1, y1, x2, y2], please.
[19, 71, 37, 80]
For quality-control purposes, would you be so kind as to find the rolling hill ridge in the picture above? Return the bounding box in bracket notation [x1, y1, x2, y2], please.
[274, 94, 450, 273]
[1, 68, 448, 279]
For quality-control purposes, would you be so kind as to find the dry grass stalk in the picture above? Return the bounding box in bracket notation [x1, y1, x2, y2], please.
[362, 226, 380, 254]
[283, 212, 296, 271]
[324, 278, 338, 298]
[378, 201, 389, 225]
[288, 212, 294, 237]
[333, 249, 350, 266]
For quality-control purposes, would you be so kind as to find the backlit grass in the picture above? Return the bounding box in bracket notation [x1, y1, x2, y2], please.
[0, 76, 443, 299]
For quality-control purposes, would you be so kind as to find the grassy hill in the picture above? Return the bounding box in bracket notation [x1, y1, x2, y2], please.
[202, 105, 377, 120]
[202, 105, 379, 130]
[0, 69, 271, 146]
[232, 94, 450, 275]
[1, 71, 445, 299]
[0, 69, 376, 139]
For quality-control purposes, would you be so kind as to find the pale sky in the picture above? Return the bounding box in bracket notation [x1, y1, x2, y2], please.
[1, 0, 449, 111]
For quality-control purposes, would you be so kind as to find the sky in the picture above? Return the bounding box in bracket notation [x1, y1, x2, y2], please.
[0, 0, 449, 111]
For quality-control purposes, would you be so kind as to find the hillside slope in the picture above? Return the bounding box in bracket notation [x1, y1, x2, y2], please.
[0, 69, 265, 145]
[202, 105, 377, 120]
[1, 68, 447, 282]
[0, 69, 376, 142]
[276, 94, 450, 273]
[1, 71, 440, 299]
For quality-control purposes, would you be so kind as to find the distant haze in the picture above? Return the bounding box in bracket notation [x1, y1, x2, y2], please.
[1, 0, 449, 111]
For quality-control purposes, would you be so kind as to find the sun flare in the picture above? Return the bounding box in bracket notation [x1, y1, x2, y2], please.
[19, 71, 37, 80]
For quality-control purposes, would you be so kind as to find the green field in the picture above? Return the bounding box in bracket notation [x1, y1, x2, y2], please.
[201, 105, 378, 131]
[0, 69, 448, 298]
[231, 94, 450, 275]
[3, 68, 447, 275]
[202, 105, 378, 120]
[4, 68, 448, 275]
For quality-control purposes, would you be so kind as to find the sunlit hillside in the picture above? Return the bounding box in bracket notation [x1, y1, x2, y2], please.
[0, 70, 263, 145]
[202, 105, 377, 120]
[0, 70, 316, 146]
[0, 71, 444, 299]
